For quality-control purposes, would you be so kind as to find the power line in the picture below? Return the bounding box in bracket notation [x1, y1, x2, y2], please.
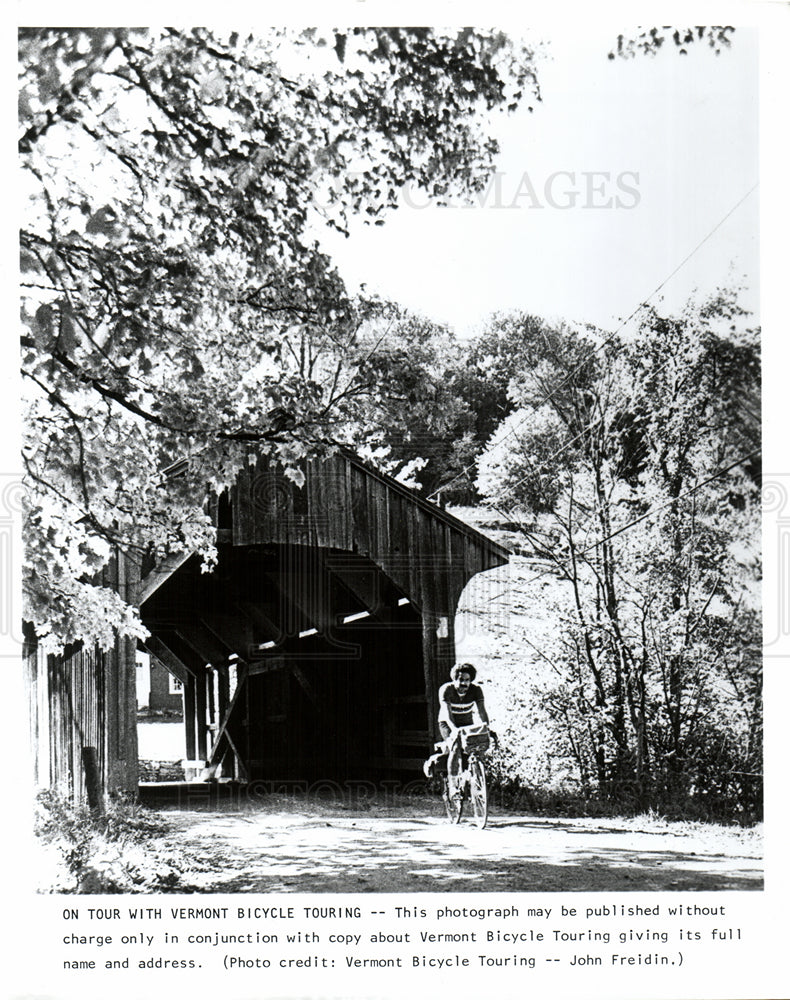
[575, 447, 760, 557]
[427, 181, 759, 502]
[484, 446, 760, 601]
[484, 346, 686, 511]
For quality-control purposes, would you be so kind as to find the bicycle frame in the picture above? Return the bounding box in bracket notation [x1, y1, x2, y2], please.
[441, 725, 489, 828]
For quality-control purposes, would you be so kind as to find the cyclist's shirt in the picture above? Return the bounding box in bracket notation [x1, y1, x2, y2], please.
[439, 681, 485, 728]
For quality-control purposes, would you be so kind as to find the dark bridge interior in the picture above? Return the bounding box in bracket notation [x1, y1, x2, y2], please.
[140, 542, 428, 783]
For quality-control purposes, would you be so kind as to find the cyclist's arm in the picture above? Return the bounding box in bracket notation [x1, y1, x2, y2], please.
[475, 689, 490, 725]
[438, 699, 457, 734]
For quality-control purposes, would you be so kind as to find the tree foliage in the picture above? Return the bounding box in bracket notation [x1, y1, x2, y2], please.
[377, 311, 585, 504]
[19, 27, 539, 647]
[608, 26, 736, 60]
[477, 291, 761, 817]
[338, 312, 470, 488]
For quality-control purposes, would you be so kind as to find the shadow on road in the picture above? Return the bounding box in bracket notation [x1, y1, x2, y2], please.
[150, 806, 762, 894]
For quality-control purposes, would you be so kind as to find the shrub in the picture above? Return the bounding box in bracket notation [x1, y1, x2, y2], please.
[35, 790, 180, 893]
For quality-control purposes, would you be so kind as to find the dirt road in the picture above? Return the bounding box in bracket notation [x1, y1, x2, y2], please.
[136, 797, 762, 894]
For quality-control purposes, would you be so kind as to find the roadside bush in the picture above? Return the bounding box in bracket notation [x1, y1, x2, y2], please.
[35, 790, 181, 893]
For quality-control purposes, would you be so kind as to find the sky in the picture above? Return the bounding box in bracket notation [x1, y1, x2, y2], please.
[318, 26, 759, 338]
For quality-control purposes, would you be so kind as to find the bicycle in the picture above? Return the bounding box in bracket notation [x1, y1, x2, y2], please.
[440, 724, 490, 829]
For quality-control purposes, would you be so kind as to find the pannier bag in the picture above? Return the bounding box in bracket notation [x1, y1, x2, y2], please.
[461, 725, 491, 754]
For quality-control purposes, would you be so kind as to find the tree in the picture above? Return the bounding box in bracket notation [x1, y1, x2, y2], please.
[337, 310, 473, 492]
[608, 26, 736, 60]
[477, 291, 761, 817]
[462, 314, 602, 506]
[381, 311, 596, 506]
[20, 27, 540, 647]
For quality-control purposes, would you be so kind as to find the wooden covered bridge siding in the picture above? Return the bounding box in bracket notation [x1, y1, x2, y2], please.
[23, 557, 140, 801]
[141, 453, 509, 784]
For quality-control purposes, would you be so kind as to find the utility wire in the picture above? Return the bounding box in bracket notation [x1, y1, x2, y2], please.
[485, 346, 686, 511]
[427, 181, 759, 502]
[479, 445, 760, 604]
[575, 447, 760, 558]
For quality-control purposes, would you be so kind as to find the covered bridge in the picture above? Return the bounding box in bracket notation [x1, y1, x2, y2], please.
[25, 451, 509, 800]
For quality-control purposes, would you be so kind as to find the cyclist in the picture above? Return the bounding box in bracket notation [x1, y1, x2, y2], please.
[438, 662, 489, 740]
[423, 663, 490, 778]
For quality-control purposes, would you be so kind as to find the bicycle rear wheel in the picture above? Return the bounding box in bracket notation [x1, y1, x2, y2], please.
[469, 757, 488, 829]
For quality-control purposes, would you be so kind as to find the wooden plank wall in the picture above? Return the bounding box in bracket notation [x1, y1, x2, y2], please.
[231, 453, 505, 605]
[24, 551, 140, 803]
[27, 454, 507, 800]
[23, 643, 104, 801]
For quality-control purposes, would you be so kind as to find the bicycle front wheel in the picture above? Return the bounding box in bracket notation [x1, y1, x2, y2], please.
[443, 749, 464, 824]
[440, 776, 461, 822]
[469, 757, 488, 829]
